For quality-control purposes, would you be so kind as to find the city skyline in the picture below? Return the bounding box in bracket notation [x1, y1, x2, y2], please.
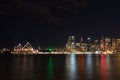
[1, 36, 120, 55]
[1, 36, 120, 48]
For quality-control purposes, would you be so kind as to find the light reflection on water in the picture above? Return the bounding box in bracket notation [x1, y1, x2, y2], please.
[86, 54, 93, 79]
[100, 54, 107, 80]
[65, 54, 77, 80]
[11, 56, 34, 80]
[106, 55, 111, 79]
[1, 54, 120, 80]
[47, 56, 53, 80]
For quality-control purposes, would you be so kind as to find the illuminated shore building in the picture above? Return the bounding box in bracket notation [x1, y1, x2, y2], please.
[116, 39, 120, 52]
[112, 38, 117, 52]
[22, 42, 33, 51]
[66, 36, 76, 52]
[12, 42, 39, 54]
[80, 43, 87, 51]
[76, 43, 80, 51]
[94, 40, 99, 51]
[66, 43, 71, 52]
[105, 37, 111, 51]
[79, 37, 87, 51]
[14, 43, 23, 51]
[86, 37, 91, 51]
[80, 37, 83, 46]
[100, 37, 105, 51]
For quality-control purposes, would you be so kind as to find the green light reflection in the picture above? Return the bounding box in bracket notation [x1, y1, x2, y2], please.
[48, 56, 53, 80]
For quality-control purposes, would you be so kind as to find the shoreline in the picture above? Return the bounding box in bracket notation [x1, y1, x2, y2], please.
[0, 51, 117, 55]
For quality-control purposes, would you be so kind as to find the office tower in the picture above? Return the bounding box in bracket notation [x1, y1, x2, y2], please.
[112, 38, 117, 52]
[76, 43, 80, 51]
[80, 43, 87, 51]
[87, 37, 91, 51]
[66, 43, 71, 52]
[66, 36, 76, 52]
[80, 37, 83, 43]
[100, 36, 105, 51]
[94, 40, 99, 51]
[105, 37, 111, 51]
[116, 39, 120, 52]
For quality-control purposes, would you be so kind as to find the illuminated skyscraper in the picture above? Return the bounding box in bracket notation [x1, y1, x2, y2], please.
[105, 37, 111, 51]
[94, 40, 99, 51]
[116, 39, 120, 52]
[100, 36, 105, 51]
[80, 37, 83, 43]
[80, 43, 87, 51]
[76, 43, 80, 51]
[112, 38, 117, 52]
[66, 36, 76, 52]
[87, 37, 91, 51]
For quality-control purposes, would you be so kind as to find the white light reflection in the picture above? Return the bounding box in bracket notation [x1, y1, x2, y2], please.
[66, 53, 77, 80]
[86, 54, 93, 79]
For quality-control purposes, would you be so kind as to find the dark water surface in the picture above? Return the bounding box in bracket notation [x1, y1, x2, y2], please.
[0, 54, 120, 80]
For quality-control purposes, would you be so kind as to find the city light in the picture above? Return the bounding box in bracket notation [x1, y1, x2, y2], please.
[47, 48, 53, 52]
[1, 36, 120, 55]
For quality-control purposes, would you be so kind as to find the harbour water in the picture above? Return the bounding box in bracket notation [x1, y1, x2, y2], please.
[0, 54, 120, 80]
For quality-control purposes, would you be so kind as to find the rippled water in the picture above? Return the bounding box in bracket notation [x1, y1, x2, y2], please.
[0, 54, 120, 80]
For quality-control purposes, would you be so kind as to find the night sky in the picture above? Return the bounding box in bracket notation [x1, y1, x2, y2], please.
[1, 0, 120, 48]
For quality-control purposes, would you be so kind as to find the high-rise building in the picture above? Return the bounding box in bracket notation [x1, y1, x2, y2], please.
[94, 40, 99, 51]
[66, 43, 71, 52]
[105, 37, 111, 51]
[66, 36, 76, 52]
[76, 43, 80, 51]
[80, 37, 83, 43]
[80, 43, 87, 51]
[112, 38, 117, 52]
[116, 39, 120, 52]
[86, 37, 92, 51]
[100, 36, 105, 51]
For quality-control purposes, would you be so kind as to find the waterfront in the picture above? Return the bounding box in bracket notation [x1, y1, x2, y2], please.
[0, 54, 120, 80]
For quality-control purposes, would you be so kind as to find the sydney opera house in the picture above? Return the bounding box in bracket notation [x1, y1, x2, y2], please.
[11, 42, 39, 55]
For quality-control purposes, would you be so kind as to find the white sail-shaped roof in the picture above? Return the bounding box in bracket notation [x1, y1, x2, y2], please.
[17, 43, 22, 49]
[22, 42, 33, 51]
